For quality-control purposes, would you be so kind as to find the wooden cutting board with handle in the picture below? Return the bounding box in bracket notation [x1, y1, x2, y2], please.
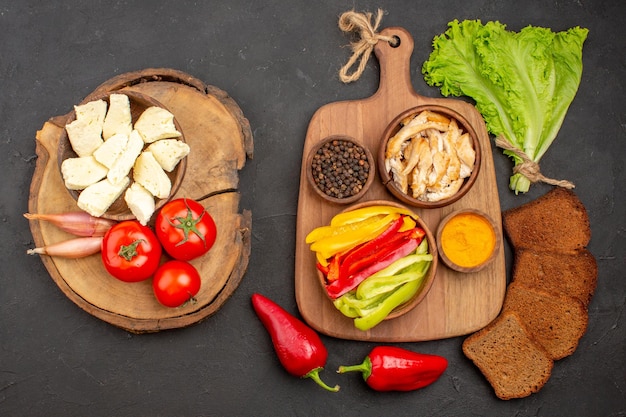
[294, 27, 506, 342]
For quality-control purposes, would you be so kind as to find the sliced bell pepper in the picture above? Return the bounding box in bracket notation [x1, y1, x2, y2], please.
[325, 236, 420, 299]
[329, 205, 415, 227]
[399, 215, 417, 232]
[333, 297, 361, 318]
[334, 291, 389, 318]
[338, 216, 405, 277]
[310, 213, 400, 260]
[326, 251, 346, 282]
[355, 255, 432, 299]
[353, 279, 421, 331]
[316, 261, 330, 276]
[305, 214, 383, 244]
[362, 251, 430, 283]
[341, 227, 425, 279]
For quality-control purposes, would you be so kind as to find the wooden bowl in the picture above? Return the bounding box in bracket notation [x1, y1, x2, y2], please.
[314, 200, 438, 322]
[378, 105, 481, 209]
[436, 209, 500, 273]
[58, 90, 187, 221]
[306, 135, 375, 205]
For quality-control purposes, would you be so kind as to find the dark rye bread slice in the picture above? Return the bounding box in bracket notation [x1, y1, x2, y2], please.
[502, 282, 588, 360]
[502, 188, 591, 253]
[463, 311, 554, 400]
[512, 248, 598, 307]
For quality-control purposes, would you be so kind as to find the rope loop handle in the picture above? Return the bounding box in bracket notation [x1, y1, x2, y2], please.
[338, 9, 396, 83]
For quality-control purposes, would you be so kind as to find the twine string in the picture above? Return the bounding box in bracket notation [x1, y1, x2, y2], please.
[338, 9, 396, 83]
[495, 135, 575, 189]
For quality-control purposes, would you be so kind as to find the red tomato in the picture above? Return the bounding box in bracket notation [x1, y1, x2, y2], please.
[155, 198, 217, 261]
[152, 260, 201, 307]
[101, 220, 162, 282]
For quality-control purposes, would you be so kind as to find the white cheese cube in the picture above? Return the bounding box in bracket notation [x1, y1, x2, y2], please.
[107, 130, 143, 184]
[124, 182, 155, 226]
[93, 132, 129, 169]
[102, 93, 132, 140]
[77, 177, 130, 218]
[61, 155, 108, 190]
[65, 117, 104, 157]
[74, 99, 107, 127]
[146, 139, 190, 172]
[133, 151, 171, 199]
[134, 106, 181, 144]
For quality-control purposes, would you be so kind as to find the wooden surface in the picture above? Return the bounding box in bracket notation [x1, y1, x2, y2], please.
[27, 69, 253, 333]
[294, 28, 506, 342]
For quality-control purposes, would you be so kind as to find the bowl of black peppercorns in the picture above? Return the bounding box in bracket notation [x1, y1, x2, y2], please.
[306, 135, 375, 204]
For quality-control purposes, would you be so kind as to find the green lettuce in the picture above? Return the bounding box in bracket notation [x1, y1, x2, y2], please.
[422, 20, 588, 193]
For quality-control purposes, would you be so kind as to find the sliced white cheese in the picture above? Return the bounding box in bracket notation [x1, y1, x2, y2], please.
[93, 132, 129, 169]
[102, 93, 132, 140]
[65, 117, 104, 157]
[146, 139, 190, 172]
[133, 151, 171, 199]
[107, 130, 143, 184]
[77, 177, 130, 218]
[74, 99, 107, 127]
[134, 106, 181, 144]
[61, 155, 108, 190]
[124, 182, 155, 226]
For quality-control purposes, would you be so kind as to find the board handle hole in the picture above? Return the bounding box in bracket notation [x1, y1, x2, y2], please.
[389, 35, 401, 48]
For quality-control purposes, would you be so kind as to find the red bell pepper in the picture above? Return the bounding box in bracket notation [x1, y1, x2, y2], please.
[325, 236, 420, 299]
[251, 293, 339, 392]
[337, 346, 448, 391]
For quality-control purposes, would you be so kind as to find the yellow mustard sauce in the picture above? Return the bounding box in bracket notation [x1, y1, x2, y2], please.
[441, 212, 496, 268]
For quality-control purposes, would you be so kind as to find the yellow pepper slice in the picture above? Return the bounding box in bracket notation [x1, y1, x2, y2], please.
[310, 213, 400, 260]
[316, 251, 329, 267]
[305, 215, 384, 244]
[329, 205, 415, 227]
[398, 215, 417, 232]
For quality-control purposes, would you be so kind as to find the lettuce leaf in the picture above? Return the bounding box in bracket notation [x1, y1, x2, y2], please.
[422, 20, 588, 193]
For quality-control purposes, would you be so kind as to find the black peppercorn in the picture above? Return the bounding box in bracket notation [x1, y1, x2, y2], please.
[310, 139, 370, 200]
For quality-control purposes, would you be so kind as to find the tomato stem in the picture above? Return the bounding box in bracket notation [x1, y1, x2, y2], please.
[167, 199, 207, 248]
[118, 239, 145, 261]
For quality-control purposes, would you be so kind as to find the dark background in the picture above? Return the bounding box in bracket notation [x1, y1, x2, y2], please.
[2, 1, 624, 416]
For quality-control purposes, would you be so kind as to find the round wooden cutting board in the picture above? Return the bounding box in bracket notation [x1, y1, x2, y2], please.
[295, 28, 507, 342]
[28, 68, 253, 333]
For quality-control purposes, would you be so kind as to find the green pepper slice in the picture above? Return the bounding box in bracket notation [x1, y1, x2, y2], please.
[354, 279, 422, 331]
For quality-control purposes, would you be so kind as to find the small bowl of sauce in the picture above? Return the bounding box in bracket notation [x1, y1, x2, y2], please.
[436, 209, 500, 273]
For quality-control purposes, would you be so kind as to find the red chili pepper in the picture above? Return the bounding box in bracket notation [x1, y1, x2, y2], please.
[325, 236, 420, 299]
[337, 346, 448, 391]
[251, 293, 339, 392]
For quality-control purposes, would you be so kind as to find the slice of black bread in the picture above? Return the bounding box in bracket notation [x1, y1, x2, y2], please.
[462, 311, 554, 400]
[502, 188, 591, 253]
[512, 248, 598, 307]
[502, 282, 589, 360]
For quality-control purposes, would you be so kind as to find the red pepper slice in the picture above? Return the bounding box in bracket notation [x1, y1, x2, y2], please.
[326, 255, 341, 281]
[251, 293, 339, 392]
[339, 216, 405, 276]
[342, 227, 425, 279]
[325, 237, 420, 299]
[316, 262, 330, 276]
[337, 346, 448, 391]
